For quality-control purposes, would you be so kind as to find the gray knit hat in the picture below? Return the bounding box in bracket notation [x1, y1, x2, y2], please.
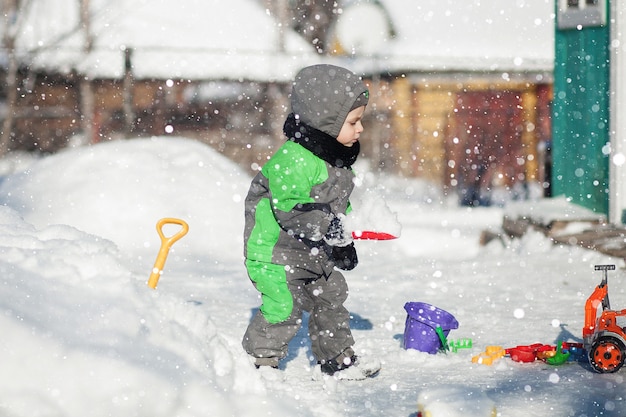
[290, 64, 369, 139]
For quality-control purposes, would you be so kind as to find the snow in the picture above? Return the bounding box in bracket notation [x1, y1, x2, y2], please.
[504, 197, 605, 225]
[339, 0, 554, 74]
[13, 0, 554, 81]
[346, 191, 402, 240]
[17, 0, 319, 81]
[1, 136, 625, 416]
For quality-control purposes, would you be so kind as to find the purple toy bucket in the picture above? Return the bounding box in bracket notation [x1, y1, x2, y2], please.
[403, 302, 459, 354]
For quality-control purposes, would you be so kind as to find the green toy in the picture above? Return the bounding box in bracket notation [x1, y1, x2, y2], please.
[546, 341, 570, 365]
[436, 325, 472, 353]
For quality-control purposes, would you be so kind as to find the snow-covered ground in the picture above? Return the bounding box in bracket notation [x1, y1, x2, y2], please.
[0, 137, 624, 417]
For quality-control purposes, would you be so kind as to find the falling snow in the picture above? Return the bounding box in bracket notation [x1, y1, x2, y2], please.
[0, 137, 624, 416]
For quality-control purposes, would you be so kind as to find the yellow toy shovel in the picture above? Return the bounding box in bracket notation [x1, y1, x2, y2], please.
[147, 218, 189, 289]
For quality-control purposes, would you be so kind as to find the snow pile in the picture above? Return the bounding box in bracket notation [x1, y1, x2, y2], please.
[346, 192, 402, 239]
[504, 196, 606, 224]
[0, 137, 248, 262]
[0, 141, 308, 416]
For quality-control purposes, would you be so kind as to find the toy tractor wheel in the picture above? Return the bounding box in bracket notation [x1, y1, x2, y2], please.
[589, 336, 626, 373]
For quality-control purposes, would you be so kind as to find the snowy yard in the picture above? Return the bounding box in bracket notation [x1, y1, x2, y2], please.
[0, 137, 624, 416]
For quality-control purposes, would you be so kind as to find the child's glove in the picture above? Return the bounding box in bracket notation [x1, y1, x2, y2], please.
[324, 214, 353, 247]
[331, 243, 358, 270]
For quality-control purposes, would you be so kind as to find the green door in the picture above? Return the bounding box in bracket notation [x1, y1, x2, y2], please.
[552, 1, 610, 214]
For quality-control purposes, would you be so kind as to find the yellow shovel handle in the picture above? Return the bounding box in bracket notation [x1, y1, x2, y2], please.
[147, 218, 189, 289]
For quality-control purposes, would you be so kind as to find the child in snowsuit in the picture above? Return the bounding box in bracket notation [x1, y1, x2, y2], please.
[242, 64, 373, 378]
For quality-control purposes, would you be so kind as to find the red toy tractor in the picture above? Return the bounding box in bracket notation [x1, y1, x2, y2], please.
[583, 264, 626, 373]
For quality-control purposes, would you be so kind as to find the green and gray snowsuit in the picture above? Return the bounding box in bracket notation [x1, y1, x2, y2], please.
[242, 64, 369, 364]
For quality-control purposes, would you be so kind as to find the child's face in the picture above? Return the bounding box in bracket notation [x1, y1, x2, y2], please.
[336, 106, 366, 147]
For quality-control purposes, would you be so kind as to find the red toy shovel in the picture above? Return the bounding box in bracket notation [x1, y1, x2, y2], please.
[352, 231, 398, 240]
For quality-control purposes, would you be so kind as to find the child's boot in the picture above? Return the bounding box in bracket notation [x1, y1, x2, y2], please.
[319, 348, 381, 380]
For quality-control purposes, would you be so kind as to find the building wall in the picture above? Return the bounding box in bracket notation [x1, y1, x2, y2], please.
[365, 75, 552, 204]
[12, 71, 551, 206]
[10, 75, 276, 160]
[12, 74, 81, 152]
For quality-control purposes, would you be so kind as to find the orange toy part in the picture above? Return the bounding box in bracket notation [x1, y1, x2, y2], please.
[472, 345, 505, 365]
[583, 280, 609, 340]
[583, 265, 626, 373]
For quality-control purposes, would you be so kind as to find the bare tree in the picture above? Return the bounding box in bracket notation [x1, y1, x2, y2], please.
[0, 0, 30, 156]
[290, 0, 338, 53]
[261, 0, 339, 54]
[79, 0, 96, 143]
